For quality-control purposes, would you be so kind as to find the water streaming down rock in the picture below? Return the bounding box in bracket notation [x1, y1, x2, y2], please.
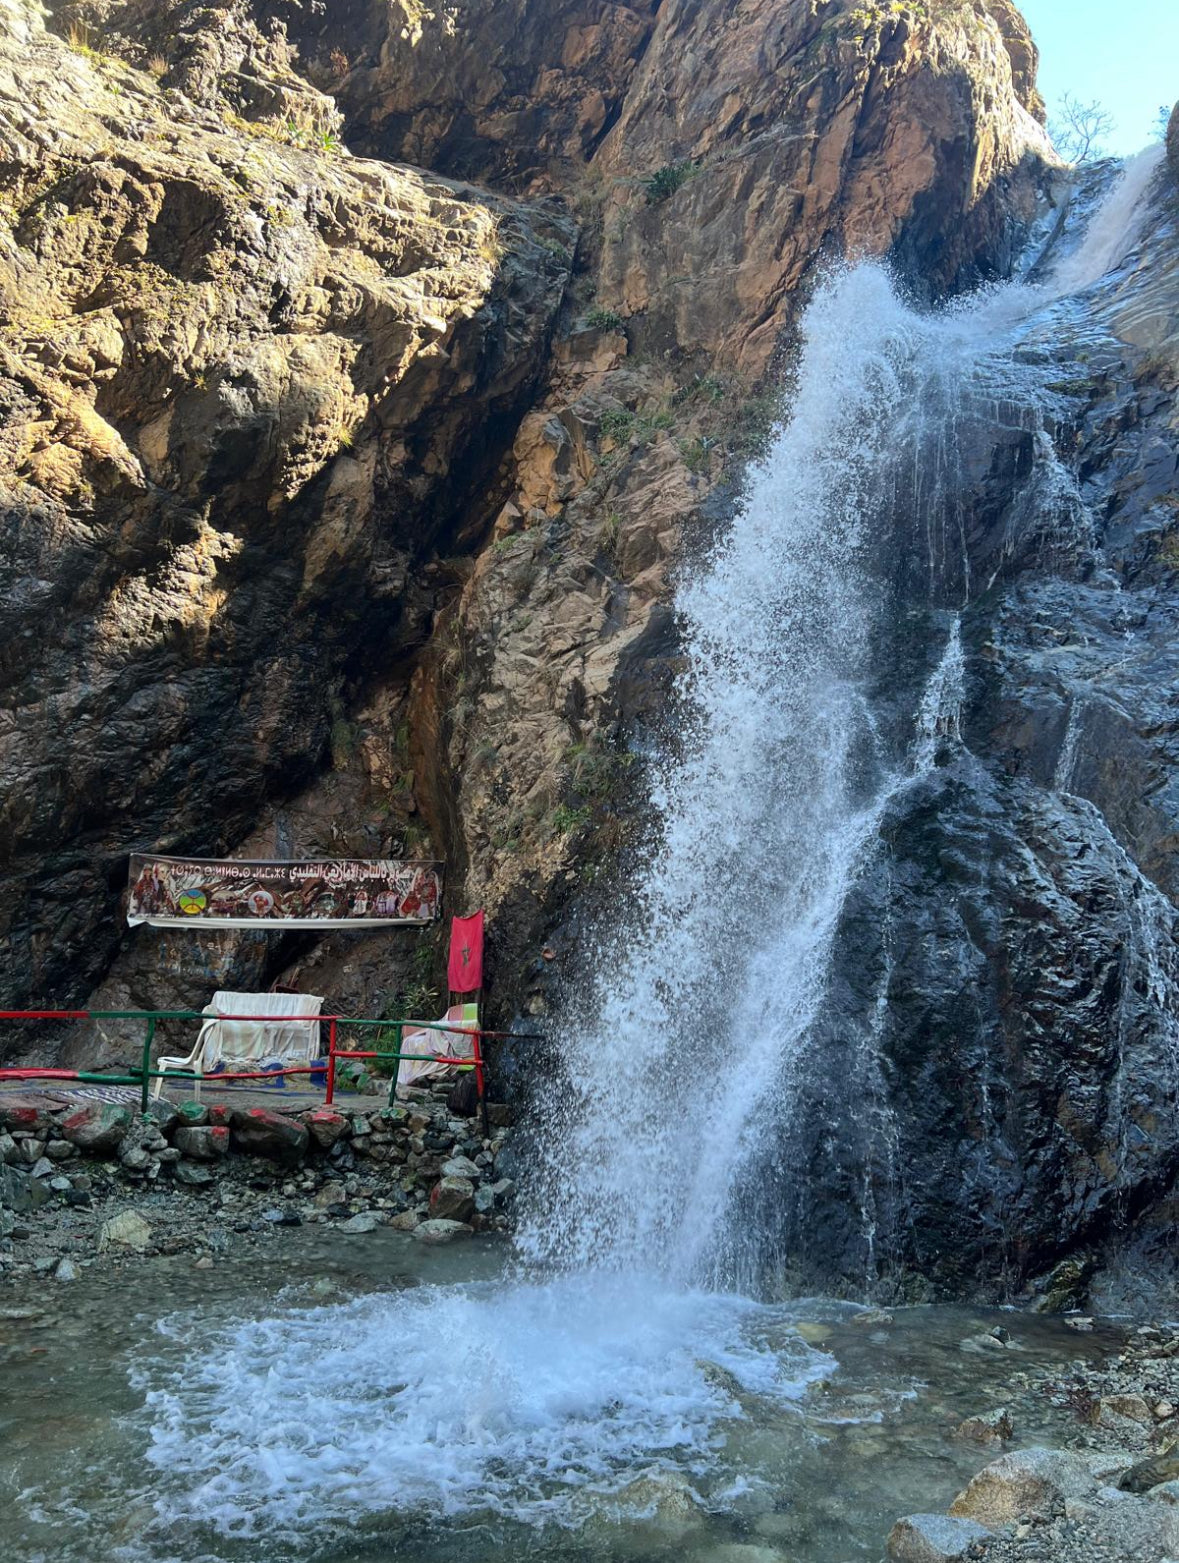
[520, 147, 1179, 1296]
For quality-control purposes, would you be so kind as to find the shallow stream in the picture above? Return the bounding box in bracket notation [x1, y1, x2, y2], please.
[0, 1231, 1120, 1563]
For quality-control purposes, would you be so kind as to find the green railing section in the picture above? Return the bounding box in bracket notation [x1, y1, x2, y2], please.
[0, 1009, 482, 1114]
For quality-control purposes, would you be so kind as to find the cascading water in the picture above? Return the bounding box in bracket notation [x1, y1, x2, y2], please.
[38, 152, 1171, 1559]
[517, 268, 981, 1291]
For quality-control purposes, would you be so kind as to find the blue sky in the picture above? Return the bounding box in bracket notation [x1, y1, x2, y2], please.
[1019, 0, 1177, 155]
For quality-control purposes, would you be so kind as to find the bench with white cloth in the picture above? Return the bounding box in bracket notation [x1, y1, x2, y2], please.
[395, 1002, 478, 1092]
[152, 990, 324, 1099]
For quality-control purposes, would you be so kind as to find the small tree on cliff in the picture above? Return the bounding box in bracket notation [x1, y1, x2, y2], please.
[1049, 93, 1114, 165]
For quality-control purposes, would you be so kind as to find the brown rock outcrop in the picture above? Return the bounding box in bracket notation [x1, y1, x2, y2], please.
[0, 0, 571, 1041]
[0, 0, 1054, 1056]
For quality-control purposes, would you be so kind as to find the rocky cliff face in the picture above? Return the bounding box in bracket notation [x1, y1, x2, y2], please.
[21, 0, 1171, 1310]
[775, 137, 1179, 1306]
[0, 0, 1051, 1067]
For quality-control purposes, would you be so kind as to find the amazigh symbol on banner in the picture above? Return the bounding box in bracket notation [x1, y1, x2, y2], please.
[448, 911, 485, 994]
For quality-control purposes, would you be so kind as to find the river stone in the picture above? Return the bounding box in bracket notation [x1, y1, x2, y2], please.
[429, 1175, 475, 1222]
[1098, 1393, 1154, 1427]
[231, 1108, 308, 1162]
[119, 1146, 152, 1173]
[0, 1163, 50, 1212]
[45, 1139, 75, 1160]
[411, 1218, 473, 1244]
[54, 1257, 77, 1282]
[174, 1161, 215, 1186]
[306, 1109, 349, 1148]
[60, 1102, 131, 1154]
[954, 1408, 1015, 1444]
[341, 1213, 379, 1234]
[313, 1181, 347, 1209]
[30, 1156, 54, 1179]
[388, 1209, 422, 1231]
[441, 1155, 481, 1179]
[886, 1514, 993, 1563]
[950, 1448, 1098, 1525]
[1146, 1480, 1179, 1504]
[99, 1210, 152, 1251]
[1119, 1452, 1179, 1493]
[173, 1125, 230, 1160]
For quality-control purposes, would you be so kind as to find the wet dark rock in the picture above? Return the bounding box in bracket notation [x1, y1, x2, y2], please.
[231, 1109, 309, 1164]
[0, 1164, 50, 1214]
[1120, 1454, 1179, 1495]
[174, 1161, 215, 1187]
[173, 1126, 230, 1161]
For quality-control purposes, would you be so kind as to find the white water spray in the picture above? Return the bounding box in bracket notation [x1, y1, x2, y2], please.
[1050, 144, 1165, 295]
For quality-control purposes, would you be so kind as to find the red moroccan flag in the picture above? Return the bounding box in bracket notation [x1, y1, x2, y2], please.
[448, 911, 484, 993]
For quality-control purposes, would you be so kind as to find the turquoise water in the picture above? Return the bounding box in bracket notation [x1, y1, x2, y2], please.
[0, 1231, 1118, 1563]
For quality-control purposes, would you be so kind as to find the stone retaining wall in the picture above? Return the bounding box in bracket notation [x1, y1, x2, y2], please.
[0, 1084, 516, 1275]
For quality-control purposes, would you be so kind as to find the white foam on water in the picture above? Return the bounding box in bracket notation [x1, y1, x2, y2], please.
[132, 1275, 830, 1543]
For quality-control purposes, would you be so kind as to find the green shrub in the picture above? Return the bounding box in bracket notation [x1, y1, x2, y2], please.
[551, 803, 591, 835]
[644, 160, 697, 205]
[585, 307, 626, 332]
[598, 407, 637, 444]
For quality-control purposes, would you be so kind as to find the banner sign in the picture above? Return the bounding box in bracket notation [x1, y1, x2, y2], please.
[128, 854, 442, 930]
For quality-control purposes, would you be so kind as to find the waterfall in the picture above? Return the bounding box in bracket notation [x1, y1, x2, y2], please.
[518, 268, 1042, 1288]
[1049, 144, 1165, 294]
[112, 152, 1174, 1547]
[518, 146, 1170, 1291]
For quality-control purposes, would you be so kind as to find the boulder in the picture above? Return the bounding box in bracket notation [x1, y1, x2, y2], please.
[1097, 1393, 1154, 1428]
[440, 1155, 481, 1180]
[341, 1213, 379, 1234]
[430, 1175, 475, 1222]
[98, 1210, 152, 1251]
[173, 1125, 230, 1161]
[1120, 1453, 1179, 1494]
[0, 1162, 50, 1212]
[0, 1097, 46, 1133]
[176, 1102, 209, 1127]
[314, 1182, 348, 1210]
[389, 1209, 422, 1231]
[144, 1099, 180, 1134]
[306, 1109, 349, 1149]
[60, 1102, 132, 1154]
[950, 1448, 1098, 1525]
[411, 1218, 474, 1245]
[886, 1514, 993, 1563]
[231, 1109, 309, 1163]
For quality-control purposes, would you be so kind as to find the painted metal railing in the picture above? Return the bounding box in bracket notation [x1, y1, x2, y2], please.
[0, 1009, 501, 1116]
